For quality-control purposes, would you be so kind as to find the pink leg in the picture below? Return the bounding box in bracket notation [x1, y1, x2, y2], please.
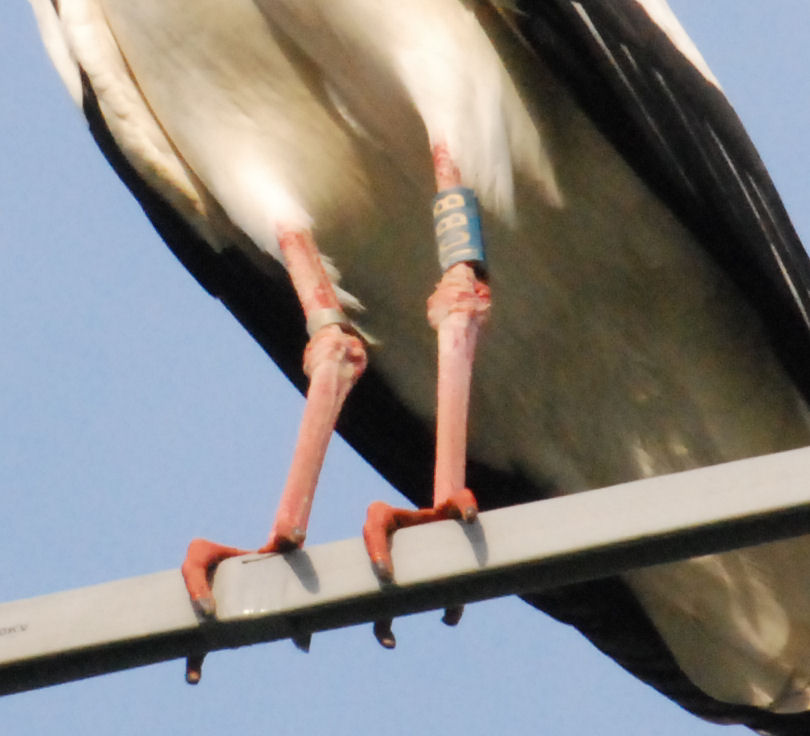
[363, 144, 491, 583]
[429, 262, 490, 511]
[181, 227, 366, 619]
[262, 322, 366, 551]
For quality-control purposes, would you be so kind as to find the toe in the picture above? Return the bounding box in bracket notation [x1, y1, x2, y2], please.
[373, 619, 396, 649]
[261, 524, 306, 554]
[181, 538, 249, 615]
[191, 596, 217, 620]
[185, 653, 206, 684]
[291, 632, 312, 653]
[363, 502, 396, 582]
[441, 605, 464, 627]
[449, 488, 478, 522]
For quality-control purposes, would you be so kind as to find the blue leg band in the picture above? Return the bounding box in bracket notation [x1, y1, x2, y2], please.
[432, 187, 486, 273]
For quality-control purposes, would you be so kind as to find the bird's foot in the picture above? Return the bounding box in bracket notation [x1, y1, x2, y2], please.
[181, 529, 309, 619]
[362, 488, 478, 583]
[181, 538, 252, 619]
[363, 488, 476, 648]
[180, 540, 244, 683]
[181, 532, 308, 684]
[373, 619, 397, 649]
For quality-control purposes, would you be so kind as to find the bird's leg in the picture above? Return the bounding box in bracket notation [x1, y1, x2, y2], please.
[428, 262, 490, 513]
[181, 227, 366, 619]
[260, 322, 367, 549]
[364, 144, 491, 592]
[261, 228, 368, 551]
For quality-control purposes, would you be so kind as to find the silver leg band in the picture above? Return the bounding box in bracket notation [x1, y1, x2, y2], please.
[306, 308, 352, 338]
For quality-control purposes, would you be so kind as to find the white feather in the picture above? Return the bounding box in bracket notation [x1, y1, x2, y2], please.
[255, 0, 562, 218]
[627, 539, 810, 712]
[28, 0, 83, 107]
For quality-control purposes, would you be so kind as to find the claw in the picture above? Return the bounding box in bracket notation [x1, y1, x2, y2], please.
[442, 488, 478, 523]
[191, 596, 217, 620]
[442, 605, 464, 627]
[373, 619, 396, 649]
[185, 652, 206, 684]
[258, 527, 305, 555]
[291, 632, 312, 653]
[373, 558, 394, 585]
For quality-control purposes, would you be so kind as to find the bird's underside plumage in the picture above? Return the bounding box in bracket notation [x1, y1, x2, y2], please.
[31, 0, 810, 732]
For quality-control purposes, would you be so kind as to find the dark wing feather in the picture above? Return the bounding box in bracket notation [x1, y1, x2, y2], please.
[512, 0, 810, 403]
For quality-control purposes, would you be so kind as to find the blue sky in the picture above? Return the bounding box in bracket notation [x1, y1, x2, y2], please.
[2, 2, 809, 734]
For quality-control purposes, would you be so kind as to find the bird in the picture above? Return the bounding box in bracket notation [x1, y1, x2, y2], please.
[27, 0, 810, 732]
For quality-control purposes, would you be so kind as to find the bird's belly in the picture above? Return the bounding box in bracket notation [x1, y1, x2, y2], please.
[100, 0, 558, 256]
[100, 0, 394, 254]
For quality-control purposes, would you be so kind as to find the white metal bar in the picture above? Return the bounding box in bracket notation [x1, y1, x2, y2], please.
[2, 445, 810, 695]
